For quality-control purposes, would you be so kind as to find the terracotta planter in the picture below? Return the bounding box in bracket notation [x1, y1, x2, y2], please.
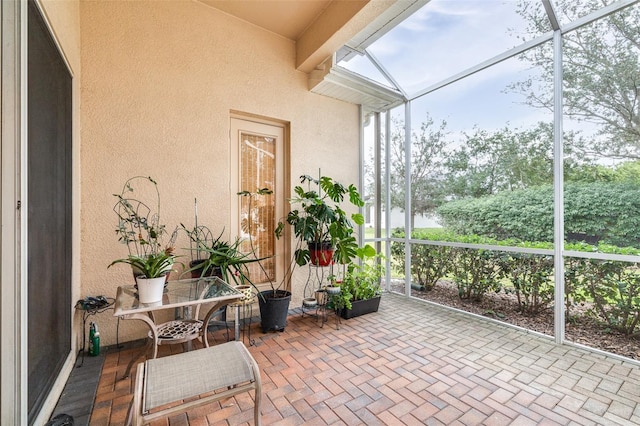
[308, 241, 333, 266]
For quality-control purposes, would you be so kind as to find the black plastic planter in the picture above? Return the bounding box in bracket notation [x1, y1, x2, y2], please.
[340, 296, 381, 319]
[258, 290, 292, 333]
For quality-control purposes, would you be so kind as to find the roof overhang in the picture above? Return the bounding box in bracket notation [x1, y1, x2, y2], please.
[336, 0, 429, 63]
[309, 56, 405, 115]
[308, 0, 428, 114]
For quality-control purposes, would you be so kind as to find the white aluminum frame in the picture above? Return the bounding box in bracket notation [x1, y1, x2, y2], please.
[1, 1, 27, 423]
[361, 0, 640, 346]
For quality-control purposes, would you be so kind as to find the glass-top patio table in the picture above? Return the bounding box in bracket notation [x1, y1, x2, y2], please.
[114, 276, 243, 378]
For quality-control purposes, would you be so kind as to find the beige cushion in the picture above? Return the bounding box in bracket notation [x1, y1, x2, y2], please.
[143, 341, 256, 412]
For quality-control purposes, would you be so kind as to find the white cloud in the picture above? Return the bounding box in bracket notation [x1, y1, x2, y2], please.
[351, 0, 560, 136]
[367, 0, 540, 93]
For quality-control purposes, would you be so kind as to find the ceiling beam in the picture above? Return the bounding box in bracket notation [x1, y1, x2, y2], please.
[296, 0, 397, 73]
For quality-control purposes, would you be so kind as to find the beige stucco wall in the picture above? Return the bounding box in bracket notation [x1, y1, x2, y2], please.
[80, 0, 360, 346]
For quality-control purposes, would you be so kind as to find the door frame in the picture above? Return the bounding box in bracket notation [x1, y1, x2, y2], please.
[1, 1, 78, 423]
[1, 1, 28, 423]
[229, 112, 291, 292]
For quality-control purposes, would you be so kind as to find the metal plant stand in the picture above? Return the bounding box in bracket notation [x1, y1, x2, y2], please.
[229, 297, 255, 345]
[301, 263, 340, 329]
[74, 296, 115, 367]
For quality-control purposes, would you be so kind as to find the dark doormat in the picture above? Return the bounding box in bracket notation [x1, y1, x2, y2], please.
[49, 352, 104, 426]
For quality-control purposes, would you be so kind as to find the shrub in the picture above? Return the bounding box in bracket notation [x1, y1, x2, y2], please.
[437, 182, 640, 248]
[390, 229, 451, 290]
[498, 252, 554, 314]
[392, 228, 640, 332]
[449, 247, 503, 301]
[564, 243, 640, 334]
[591, 263, 640, 334]
[437, 186, 554, 242]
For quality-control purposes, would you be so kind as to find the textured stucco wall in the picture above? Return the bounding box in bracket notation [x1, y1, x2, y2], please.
[80, 0, 360, 345]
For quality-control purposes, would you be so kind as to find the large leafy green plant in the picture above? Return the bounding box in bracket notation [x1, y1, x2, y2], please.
[275, 174, 365, 266]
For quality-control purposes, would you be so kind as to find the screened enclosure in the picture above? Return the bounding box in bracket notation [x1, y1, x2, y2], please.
[343, 0, 640, 358]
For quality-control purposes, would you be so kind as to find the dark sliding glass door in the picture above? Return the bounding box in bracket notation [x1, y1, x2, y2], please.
[27, 0, 73, 422]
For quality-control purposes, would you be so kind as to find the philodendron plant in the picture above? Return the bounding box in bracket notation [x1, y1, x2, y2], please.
[275, 174, 365, 267]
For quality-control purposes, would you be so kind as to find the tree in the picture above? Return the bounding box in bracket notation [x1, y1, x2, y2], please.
[388, 115, 448, 229]
[566, 160, 640, 184]
[443, 122, 592, 198]
[384, 0, 638, 224]
[387, 119, 589, 214]
[511, 0, 640, 159]
[444, 122, 556, 199]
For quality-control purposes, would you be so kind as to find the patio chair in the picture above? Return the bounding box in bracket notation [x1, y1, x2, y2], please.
[127, 341, 262, 425]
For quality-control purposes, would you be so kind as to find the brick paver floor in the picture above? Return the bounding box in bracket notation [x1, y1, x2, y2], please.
[91, 293, 640, 425]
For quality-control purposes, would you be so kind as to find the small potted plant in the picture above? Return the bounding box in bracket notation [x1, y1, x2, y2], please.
[275, 174, 365, 267]
[109, 248, 179, 304]
[331, 245, 384, 319]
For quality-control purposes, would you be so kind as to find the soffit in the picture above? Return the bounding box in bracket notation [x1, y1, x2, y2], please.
[197, 0, 400, 73]
[197, 0, 417, 111]
[310, 56, 405, 115]
[198, 0, 333, 41]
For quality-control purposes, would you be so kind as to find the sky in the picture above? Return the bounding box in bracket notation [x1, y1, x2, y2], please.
[341, 0, 548, 94]
[339, 0, 560, 137]
[347, 0, 637, 168]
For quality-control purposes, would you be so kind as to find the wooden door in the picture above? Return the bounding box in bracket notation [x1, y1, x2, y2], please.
[230, 117, 287, 292]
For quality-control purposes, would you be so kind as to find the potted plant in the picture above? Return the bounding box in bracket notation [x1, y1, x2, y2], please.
[181, 193, 276, 305]
[113, 176, 166, 257]
[331, 245, 384, 319]
[239, 188, 293, 333]
[113, 176, 176, 279]
[109, 249, 179, 303]
[181, 222, 225, 278]
[275, 174, 365, 267]
[182, 236, 269, 288]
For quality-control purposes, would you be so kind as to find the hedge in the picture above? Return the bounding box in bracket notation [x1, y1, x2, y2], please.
[391, 229, 640, 332]
[436, 182, 640, 248]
